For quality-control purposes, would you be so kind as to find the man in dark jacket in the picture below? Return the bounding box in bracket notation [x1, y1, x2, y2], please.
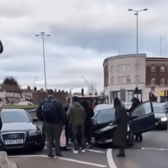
[36, 89, 66, 158]
[113, 97, 129, 157]
[81, 101, 94, 147]
[67, 96, 86, 154]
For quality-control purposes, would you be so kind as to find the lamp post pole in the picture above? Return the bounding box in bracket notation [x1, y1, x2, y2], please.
[128, 8, 148, 54]
[35, 32, 50, 92]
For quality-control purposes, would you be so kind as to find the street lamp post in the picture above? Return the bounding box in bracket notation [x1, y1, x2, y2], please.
[33, 77, 38, 88]
[35, 32, 50, 92]
[128, 8, 148, 54]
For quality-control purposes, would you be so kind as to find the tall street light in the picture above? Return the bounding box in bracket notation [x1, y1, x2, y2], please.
[35, 32, 50, 92]
[128, 8, 148, 54]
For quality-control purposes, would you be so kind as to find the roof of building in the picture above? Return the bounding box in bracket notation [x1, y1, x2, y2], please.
[0, 84, 21, 92]
[103, 53, 146, 66]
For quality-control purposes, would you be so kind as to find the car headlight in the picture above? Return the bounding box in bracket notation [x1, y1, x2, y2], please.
[161, 118, 168, 122]
[29, 130, 41, 136]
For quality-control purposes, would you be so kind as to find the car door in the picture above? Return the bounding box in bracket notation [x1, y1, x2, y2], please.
[130, 101, 155, 134]
[93, 108, 115, 132]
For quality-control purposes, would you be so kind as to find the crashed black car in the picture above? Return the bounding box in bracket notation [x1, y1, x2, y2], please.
[0, 109, 45, 151]
[92, 101, 155, 147]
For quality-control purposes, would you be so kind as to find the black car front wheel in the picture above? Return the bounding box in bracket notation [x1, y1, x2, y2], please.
[35, 138, 45, 151]
[127, 132, 134, 146]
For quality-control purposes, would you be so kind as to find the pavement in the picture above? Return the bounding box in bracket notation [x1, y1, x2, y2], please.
[3, 122, 168, 168]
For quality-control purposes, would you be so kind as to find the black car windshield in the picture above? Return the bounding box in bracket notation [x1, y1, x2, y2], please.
[2, 111, 31, 123]
[95, 108, 115, 124]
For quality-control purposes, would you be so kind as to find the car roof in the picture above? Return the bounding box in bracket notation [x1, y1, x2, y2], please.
[94, 104, 114, 111]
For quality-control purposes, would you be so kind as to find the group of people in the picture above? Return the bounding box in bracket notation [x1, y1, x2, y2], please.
[36, 89, 142, 158]
[36, 89, 94, 158]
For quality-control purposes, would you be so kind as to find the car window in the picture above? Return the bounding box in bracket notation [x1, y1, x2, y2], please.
[132, 102, 152, 117]
[2, 111, 31, 123]
[95, 108, 115, 124]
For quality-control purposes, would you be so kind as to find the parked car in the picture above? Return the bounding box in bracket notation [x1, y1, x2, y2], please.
[92, 101, 155, 147]
[18, 101, 34, 105]
[0, 109, 45, 151]
[152, 102, 168, 130]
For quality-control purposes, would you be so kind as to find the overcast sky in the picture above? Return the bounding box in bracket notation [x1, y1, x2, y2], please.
[0, 0, 168, 94]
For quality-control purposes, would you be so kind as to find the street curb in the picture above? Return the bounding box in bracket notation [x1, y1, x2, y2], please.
[0, 152, 17, 168]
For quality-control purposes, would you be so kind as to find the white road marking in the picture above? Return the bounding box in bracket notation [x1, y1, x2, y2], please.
[87, 149, 105, 153]
[107, 149, 117, 168]
[59, 157, 107, 167]
[140, 147, 168, 151]
[8, 155, 107, 167]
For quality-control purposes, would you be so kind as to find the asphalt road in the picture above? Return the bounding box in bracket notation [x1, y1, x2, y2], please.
[6, 122, 168, 168]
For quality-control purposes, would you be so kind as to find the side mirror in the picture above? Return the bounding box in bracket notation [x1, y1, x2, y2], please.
[33, 118, 38, 122]
[130, 116, 138, 120]
[109, 123, 113, 126]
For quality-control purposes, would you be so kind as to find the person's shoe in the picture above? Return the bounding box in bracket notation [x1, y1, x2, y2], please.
[48, 155, 56, 159]
[73, 150, 78, 154]
[81, 149, 86, 153]
[56, 154, 63, 157]
[116, 154, 125, 157]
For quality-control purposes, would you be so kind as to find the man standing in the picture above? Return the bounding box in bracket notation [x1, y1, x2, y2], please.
[113, 97, 129, 157]
[81, 101, 94, 148]
[67, 96, 86, 154]
[36, 89, 66, 158]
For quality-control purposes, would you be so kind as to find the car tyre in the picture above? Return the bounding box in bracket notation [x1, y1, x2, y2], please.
[128, 132, 134, 146]
[36, 138, 45, 151]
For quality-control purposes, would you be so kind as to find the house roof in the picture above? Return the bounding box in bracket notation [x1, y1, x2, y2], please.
[0, 84, 21, 92]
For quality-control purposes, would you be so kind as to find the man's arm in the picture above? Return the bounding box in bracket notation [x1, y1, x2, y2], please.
[36, 101, 44, 121]
[57, 103, 67, 125]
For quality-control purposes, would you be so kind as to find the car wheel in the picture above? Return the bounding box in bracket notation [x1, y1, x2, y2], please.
[128, 132, 134, 146]
[36, 138, 45, 151]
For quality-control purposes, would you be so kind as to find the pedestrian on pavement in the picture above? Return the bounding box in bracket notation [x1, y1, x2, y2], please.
[0, 98, 4, 130]
[67, 96, 86, 154]
[128, 97, 142, 142]
[81, 101, 94, 148]
[36, 89, 66, 158]
[113, 97, 129, 157]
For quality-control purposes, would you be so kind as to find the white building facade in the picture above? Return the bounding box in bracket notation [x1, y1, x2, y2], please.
[103, 54, 168, 103]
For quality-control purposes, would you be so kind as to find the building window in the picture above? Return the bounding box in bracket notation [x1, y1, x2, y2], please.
[151, 78, 155, 86]
[126, 76, 131, 84]
[160, 78, 165, 85]
[118, 76, 125, 84]
[135, 75, 140, 83]
[111, 77, 114, 85]
[151, 66, 155, 72]
[161, 66, 165, 72]
[135, 63, 140, 72]
[126, 90, 133, 102]
[126, 65, 131, 71]
[111, 66, 114, 73]
[117, 64, 130, 73]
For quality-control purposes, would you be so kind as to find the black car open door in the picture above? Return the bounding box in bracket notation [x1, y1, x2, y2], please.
[130, 101, 155, 134]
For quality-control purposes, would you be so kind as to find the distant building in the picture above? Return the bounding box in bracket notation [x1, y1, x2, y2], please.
[0, 84, 22, 104]
[103, 54, 168, 103]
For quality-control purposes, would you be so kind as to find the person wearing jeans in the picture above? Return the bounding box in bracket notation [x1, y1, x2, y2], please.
[67, 96, 86, 154]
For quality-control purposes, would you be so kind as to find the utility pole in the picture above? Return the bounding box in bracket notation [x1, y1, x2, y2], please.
[35, 32, 50, 92]
[160, 35, 165, 56]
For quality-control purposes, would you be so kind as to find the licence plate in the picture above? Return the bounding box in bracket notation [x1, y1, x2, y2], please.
[5, 139, 24, 145]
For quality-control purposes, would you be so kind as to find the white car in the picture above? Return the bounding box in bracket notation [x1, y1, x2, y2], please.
[18, 101, 34, 105]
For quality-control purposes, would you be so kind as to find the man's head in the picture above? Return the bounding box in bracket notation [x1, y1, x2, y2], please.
[47, 89, 54, 96]
[73, 96, 79, 102]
